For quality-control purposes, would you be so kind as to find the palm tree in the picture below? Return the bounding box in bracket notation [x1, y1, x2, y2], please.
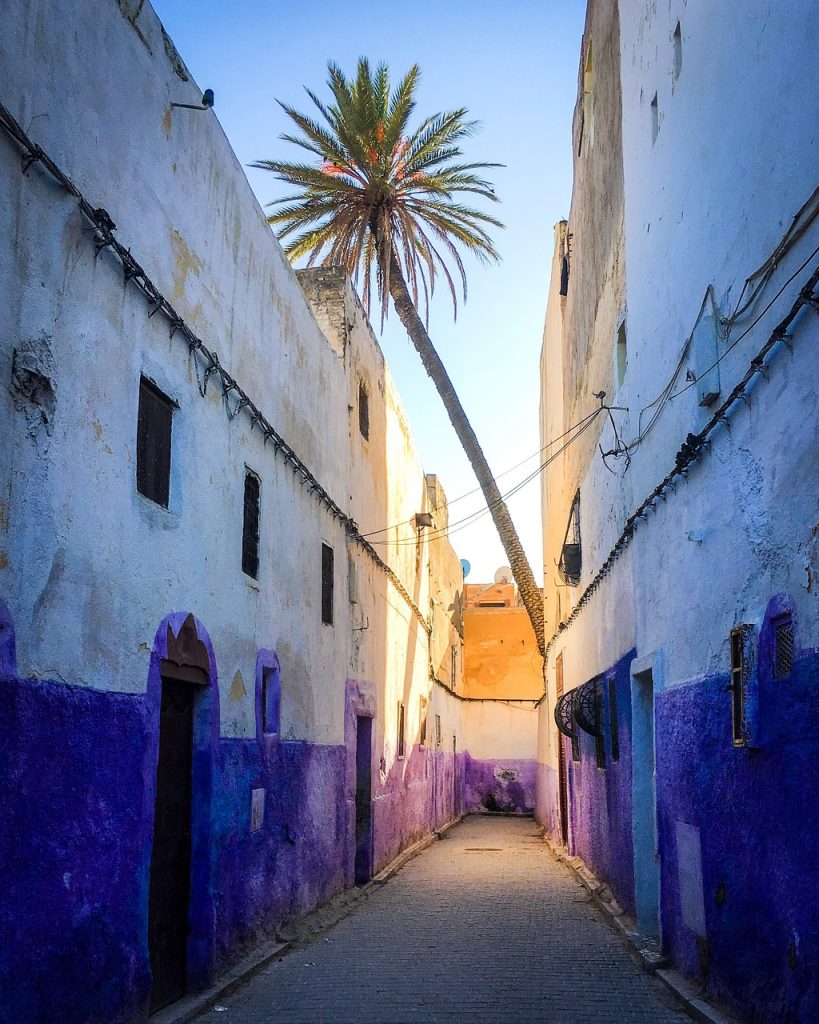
[253, 58, 545, 658]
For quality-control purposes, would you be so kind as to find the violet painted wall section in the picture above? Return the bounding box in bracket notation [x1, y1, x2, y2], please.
[0, 610, 350, 1024]
[0, 675, 152, 1024]
[462, 755, 537, 814]
[656, 606, 819, 1024]
[565, 650, 636, 919]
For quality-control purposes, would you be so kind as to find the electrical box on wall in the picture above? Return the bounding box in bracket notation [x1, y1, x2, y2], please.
[691, 312, 721, 407]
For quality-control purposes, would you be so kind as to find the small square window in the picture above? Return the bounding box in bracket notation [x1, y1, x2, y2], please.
[321, 543, 334, 625]
[358, 382, 369, 441]
[136, 376, 174, 507]
[242, 471, 261, 579]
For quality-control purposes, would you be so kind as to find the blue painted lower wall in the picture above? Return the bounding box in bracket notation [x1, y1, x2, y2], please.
[536, 597, 819, 1024]
[656, 648, 819, 1024]
[564, 650, 636, 919]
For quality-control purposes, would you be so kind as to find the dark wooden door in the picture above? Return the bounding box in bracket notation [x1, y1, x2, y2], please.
[148, 678, 194, 1012]
[354, 716, 372, 886]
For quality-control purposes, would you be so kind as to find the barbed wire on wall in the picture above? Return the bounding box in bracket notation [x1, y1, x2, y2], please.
[0, 100, 433, 636]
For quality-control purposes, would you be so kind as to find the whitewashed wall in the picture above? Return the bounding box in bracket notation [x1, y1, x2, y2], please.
[0, 0, 466, 752]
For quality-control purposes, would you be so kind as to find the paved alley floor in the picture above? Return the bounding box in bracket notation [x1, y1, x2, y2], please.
[197, 816, 689, 1024]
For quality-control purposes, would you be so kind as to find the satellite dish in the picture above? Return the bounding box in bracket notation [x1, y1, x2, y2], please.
[460, 559, 471, 579]
[494, 565, 513, 584]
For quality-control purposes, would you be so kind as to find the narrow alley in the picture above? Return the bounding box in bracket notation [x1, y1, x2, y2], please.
[196, 817, 688, 1024]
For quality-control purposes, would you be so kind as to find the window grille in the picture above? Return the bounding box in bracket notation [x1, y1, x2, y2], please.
[574, 679, 605, 768]
[774, 617, 794, 679]
[730, 625, 753, 746]
[321, 543, 334, 625]
[608, 676, 620, 762]
[555, 689, 580, 762]
[136, 376, 174, 507]
[397, 702, 406, 759]
[242, 471, 260, 579]
[358, 382, 369, 440]
[558, 492, 582, 586]
[435, 713, 442, 748]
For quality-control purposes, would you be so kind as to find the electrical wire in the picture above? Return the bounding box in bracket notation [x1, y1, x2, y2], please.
[607, 186, 819, 463]
[370, 407, 605, 547]
[359, 407, 602, 538]
[670, 242, 819, 400]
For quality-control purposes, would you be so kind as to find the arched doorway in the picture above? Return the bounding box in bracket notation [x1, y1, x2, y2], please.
[146, 613, 218, 1013]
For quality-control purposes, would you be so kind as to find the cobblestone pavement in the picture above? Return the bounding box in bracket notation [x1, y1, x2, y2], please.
[197, 816, 689, 1024]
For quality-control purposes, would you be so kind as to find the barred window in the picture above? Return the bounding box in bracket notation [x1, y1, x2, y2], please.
[136, 376, 174, 507]
[397, 702, 406, 759]
[321, 543, 334, 625]
[242, 471, 261, 579]
[773, 616, 794, 679]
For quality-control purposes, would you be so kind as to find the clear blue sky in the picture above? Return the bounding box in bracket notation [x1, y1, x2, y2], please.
[154, 0, 586, 583]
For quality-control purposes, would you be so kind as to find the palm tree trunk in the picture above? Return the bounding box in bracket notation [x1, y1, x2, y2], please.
[386, 251, 546, 659]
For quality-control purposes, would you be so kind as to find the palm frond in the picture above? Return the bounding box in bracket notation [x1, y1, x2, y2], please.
[254, 58, 503, 318]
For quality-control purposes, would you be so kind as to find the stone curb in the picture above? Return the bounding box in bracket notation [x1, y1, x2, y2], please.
[155, 815, 466, 1023]
[539, 832, 743, 1024]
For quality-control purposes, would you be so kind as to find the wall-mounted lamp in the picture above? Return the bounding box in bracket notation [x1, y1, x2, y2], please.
[414, 512, 434, 529]
[171, 88, 215, 111]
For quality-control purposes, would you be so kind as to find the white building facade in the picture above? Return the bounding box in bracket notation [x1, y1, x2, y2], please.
[537, 3, 819, 1022]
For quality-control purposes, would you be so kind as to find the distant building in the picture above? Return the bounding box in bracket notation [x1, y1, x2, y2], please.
[537, 3, 819, 1022]
[459, 580, 542, 812]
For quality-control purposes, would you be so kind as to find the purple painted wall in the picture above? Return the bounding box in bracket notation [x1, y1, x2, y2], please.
[0, 675, 152, 1024]
[656, 597, 819, 1024]
[564, 650, 636, 918]
[0, 619, 471, 1024]
[0, 610, 350, 1024]
[462, 755, 536, 814]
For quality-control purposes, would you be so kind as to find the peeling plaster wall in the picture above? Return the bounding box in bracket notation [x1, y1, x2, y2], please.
[460, 700, 538, 814]
[536, 1, 819, 1021]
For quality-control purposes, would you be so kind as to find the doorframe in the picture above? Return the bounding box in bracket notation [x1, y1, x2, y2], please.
[354, 715, 374, 885]
[145, 612, 219, 1001]
[630, 650, 661, 940]
[344, 678, 377, 884]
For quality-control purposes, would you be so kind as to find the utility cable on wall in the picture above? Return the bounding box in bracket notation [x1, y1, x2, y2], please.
[537, 257, 819, 696]
[0, 100, 434, 637]
[604, 186, 819, 465]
